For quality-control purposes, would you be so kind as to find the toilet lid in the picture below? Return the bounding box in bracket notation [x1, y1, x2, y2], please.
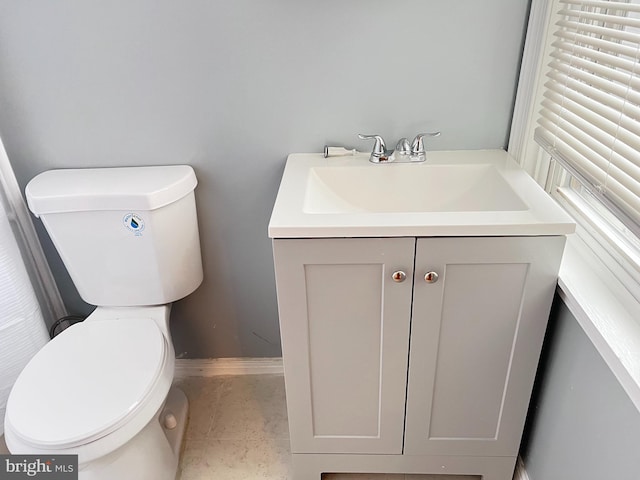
[6, 317, 168, 448]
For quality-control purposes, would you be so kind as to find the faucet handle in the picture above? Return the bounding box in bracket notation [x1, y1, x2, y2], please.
[358, 134, 387, 156]
[411, 132, 441, 155]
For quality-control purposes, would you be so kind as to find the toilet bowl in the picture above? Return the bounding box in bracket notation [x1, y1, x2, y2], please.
[4, 165, 203, 479]
[5, 306, 186, 479]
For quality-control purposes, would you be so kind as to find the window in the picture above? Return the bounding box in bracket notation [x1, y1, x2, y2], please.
[512, 0, 640, 411]
[532, 0, 640, 302]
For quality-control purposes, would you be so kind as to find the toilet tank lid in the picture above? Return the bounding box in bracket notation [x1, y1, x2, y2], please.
[25, 165, 197, 216]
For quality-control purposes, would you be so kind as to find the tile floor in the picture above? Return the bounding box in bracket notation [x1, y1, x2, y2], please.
[0, 374, 479, 480]
[175, 374, 291, 480]
[175, 374, 478, 480]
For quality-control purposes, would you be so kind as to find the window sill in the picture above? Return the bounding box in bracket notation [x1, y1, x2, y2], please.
[557, 233, 640, 413]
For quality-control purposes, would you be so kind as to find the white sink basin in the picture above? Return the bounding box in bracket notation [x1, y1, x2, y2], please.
[269, 149, 575, 238]
[304, 164, 528, 214]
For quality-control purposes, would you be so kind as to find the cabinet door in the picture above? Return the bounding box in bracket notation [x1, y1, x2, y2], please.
[273, 238, 415, 454]
[404, 236, 565, 456]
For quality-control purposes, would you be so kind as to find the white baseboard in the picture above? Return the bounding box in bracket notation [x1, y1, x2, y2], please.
[514, 457, 530, 480]
[174, 357, 283, 378]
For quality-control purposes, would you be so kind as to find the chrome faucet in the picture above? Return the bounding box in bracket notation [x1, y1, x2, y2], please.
[358, 132, 440, 163]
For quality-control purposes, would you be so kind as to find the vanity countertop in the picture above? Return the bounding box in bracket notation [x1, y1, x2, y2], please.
[269, 149, 575, 238]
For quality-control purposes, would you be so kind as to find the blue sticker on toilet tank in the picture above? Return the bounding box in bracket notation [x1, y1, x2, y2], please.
[123, 213, 145, 236]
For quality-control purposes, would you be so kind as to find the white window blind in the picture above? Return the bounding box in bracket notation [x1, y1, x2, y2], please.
[535, 0, 640, 236]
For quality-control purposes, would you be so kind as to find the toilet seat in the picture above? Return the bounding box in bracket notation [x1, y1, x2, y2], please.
[6, 316, 170, 450]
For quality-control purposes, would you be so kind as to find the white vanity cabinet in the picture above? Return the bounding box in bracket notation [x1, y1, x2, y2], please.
[272, 237, 415, 455]
[404, 236, 565, 457]
[272, 235, 566, 479]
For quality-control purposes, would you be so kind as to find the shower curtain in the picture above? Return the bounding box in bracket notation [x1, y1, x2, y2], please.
[0, 137, 64, 436]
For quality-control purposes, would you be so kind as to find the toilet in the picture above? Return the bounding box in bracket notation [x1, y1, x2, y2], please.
[4, 165, 203, 480]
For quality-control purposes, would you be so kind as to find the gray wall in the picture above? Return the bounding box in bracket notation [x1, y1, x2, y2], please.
[522, 297, 640, 480]
[0, 0, 530, 358]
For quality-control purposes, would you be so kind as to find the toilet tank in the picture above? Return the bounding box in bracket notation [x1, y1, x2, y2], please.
[25, 165, 203, 307]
